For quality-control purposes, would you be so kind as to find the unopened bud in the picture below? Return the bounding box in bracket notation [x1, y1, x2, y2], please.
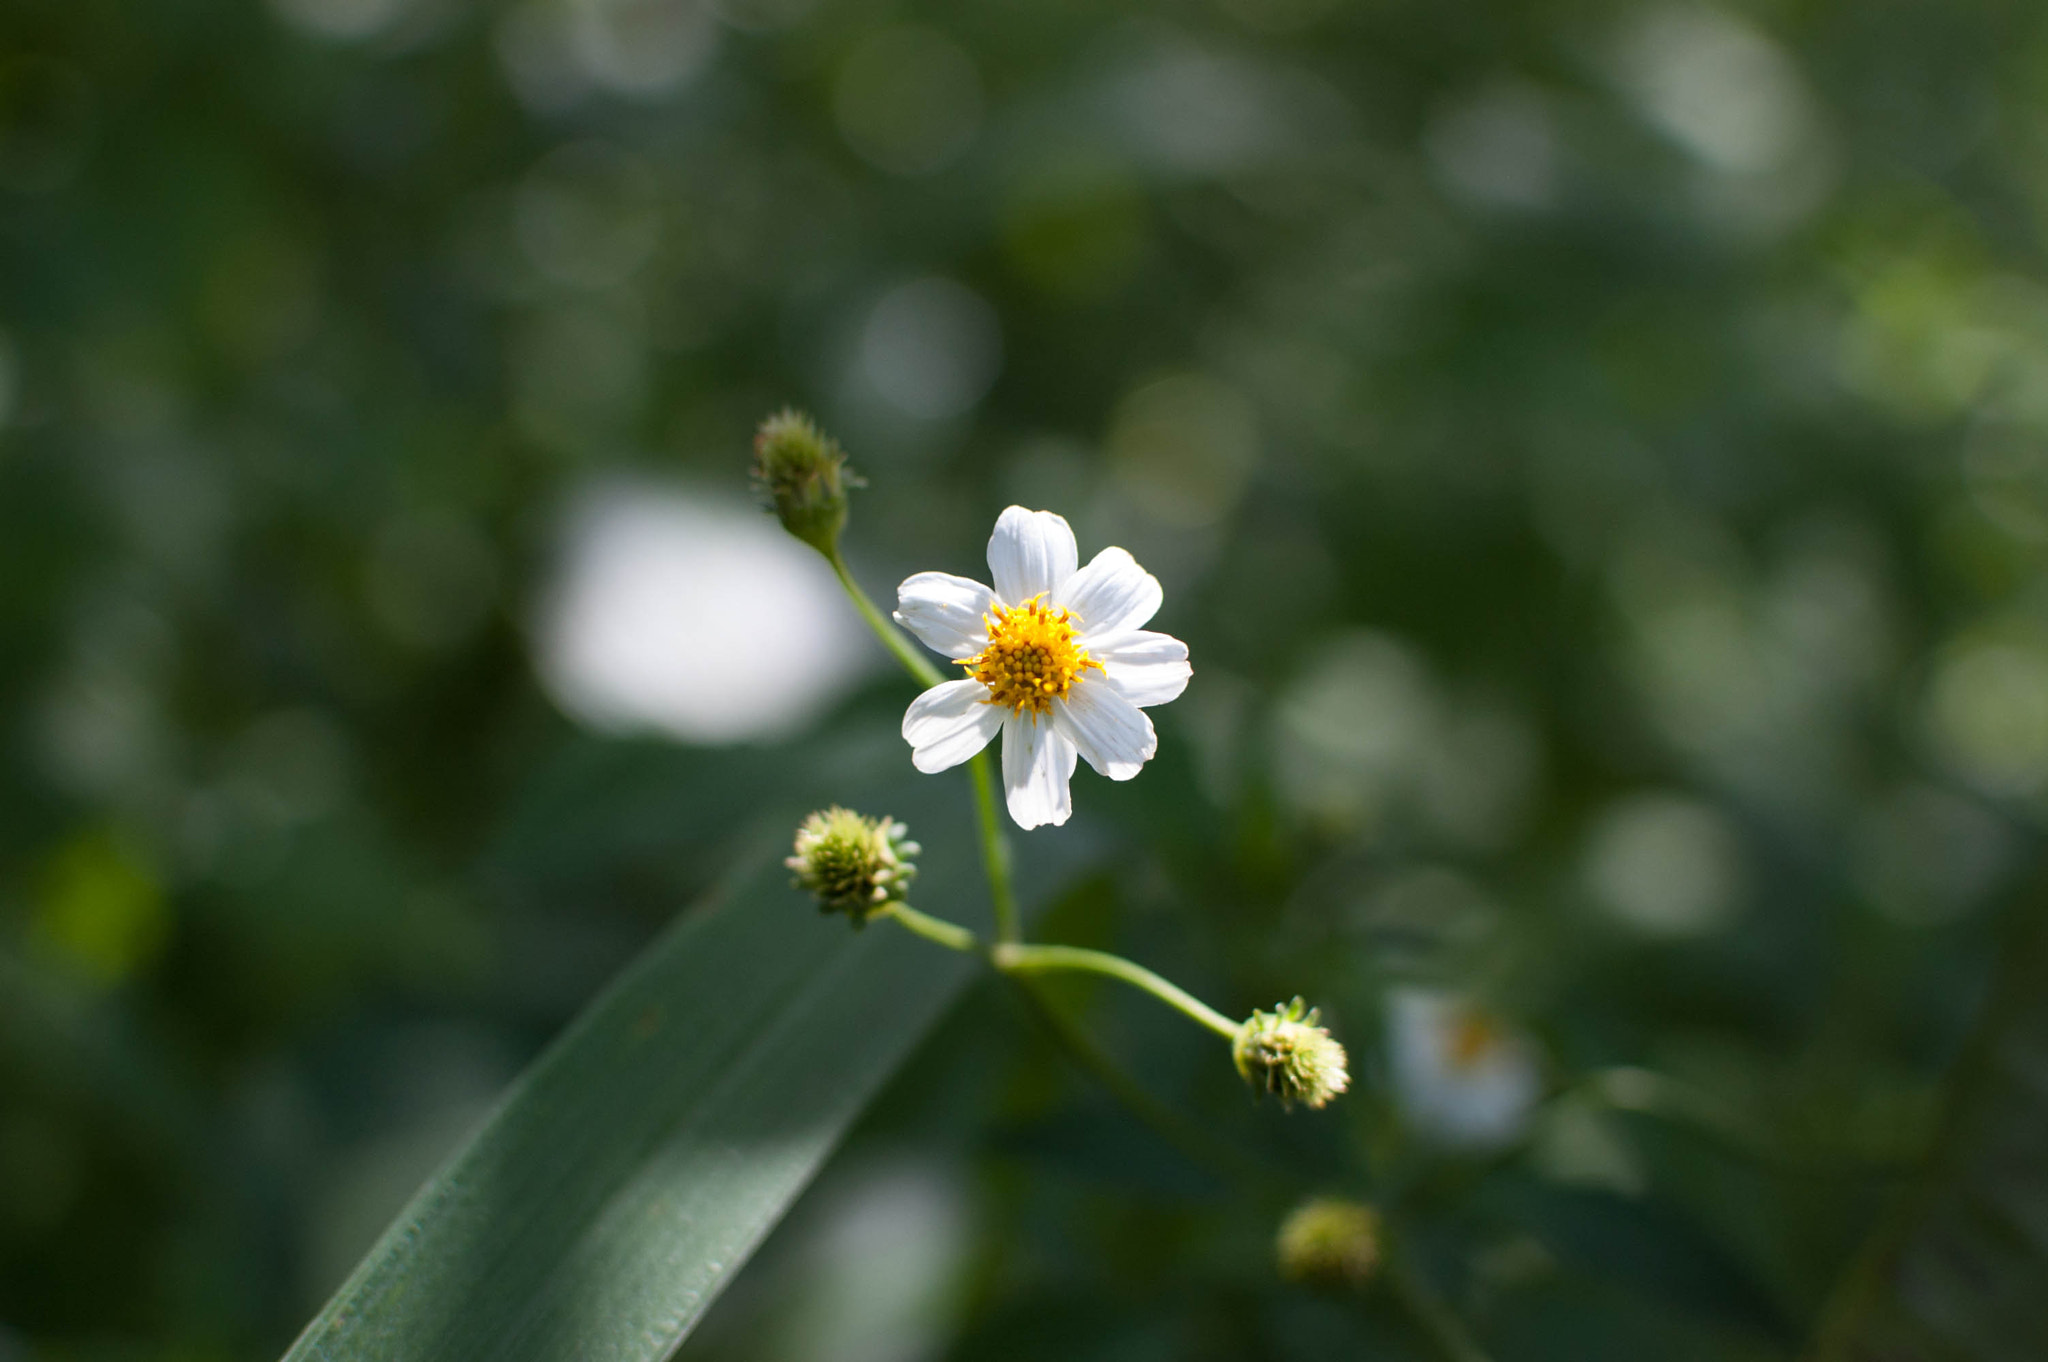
[1234, 998, 1351, 1110]
[752, 408, 861, 554]
[786, 806, 919, 926]
[1276, 1197, 1381, 1290]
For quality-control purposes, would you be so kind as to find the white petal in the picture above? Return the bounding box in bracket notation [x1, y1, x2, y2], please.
[1053, 678, 1156, 780]
[987, 507, 1078, 605]
[1002, 712, 1075, 829]
[1056, 547, 1162, 633]
[902, 680, 1002, 773]
[1091, 629, 1191, 708]
[894, 571, 995, 659]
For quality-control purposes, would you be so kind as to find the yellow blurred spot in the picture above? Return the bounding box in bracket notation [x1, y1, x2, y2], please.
[1925, 624, 2048, 797]
[32, 829, 169, 985]
[1446, 1010, 1504, 1071]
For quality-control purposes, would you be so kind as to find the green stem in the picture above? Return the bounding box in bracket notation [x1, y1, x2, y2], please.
[825, 549, 945, 689]
[995, 942, 1239, 1040]
[1005, 973, 1267, 1186]
[822, 547, 1018, 943]
[873, 905, 1263, 1182]
[817, 533, 1490, 1362]
[817, 541, 1250, 1184]
[873, 902, 980, 954]
[876, 908, 1240, 1044]
[968, 752, 1019, 943]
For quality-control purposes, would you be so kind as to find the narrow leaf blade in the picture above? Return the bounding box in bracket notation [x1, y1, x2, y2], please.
[282, 813, 981, 1361]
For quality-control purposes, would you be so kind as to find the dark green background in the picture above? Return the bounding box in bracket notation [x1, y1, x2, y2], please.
[3, 0, 2044, 1357]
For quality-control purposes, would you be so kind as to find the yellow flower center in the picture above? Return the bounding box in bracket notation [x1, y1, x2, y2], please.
[1446, 1013, 1504, 1071]
[956, 595, 1103, 717]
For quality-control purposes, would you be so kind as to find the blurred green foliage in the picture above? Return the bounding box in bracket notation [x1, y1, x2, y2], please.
[2, 0, 2046, 1357]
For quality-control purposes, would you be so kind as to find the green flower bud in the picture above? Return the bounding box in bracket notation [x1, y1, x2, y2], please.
[1276, 1197, 1382, 1290]
[786, 806, 919, 926]
[751, 408, 862, 555]
[1233, 997, 1351, 1110]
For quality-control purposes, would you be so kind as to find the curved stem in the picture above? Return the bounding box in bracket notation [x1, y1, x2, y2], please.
[874, 905, 1263, 1181]
[822, 548, 1018, 943]
[994, 942, 1239, 1040]
[875, 910, 1239, 1043]
[1006, 973, 1267, 1186]
[873, 902, 980, 954]
[818, 532, 1491, 1362]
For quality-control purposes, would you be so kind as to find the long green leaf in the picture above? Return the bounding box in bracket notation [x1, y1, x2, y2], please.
[281, 784, 1006, 1361]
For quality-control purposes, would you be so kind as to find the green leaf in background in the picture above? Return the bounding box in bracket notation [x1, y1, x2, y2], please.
[1498, 1183, 1793, 1345]
[281, 774, 1017, 1362]
[1812, 901, 2048, 1361]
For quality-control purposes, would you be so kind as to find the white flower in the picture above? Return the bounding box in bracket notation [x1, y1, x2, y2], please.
[1387, 988, 1542, 1150]
[894, 507, 1191, 829]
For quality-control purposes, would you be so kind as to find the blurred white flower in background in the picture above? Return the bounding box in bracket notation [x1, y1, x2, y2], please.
[535, 484, 870, 744]
[1388, 988, 1543, 1150]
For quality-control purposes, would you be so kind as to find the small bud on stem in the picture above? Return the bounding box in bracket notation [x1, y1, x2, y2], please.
[752, 408, 861, 555]
[1234, 998, 1351, 1110]
[787, 806, 919, 926]
[1276, 1197, 1382, 1290]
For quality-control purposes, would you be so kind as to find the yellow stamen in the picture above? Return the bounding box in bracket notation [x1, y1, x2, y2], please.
[955, 594, 1103, 717]
[1446, 1012, 1503, 1071]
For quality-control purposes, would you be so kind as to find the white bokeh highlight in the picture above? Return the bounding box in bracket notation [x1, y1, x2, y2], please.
[270, 0, 413, 42]
[535, 485, 869, 744]
[860, 277, 1002, 421]
[1425, 82, 1558, 210]
[1583, 792, 1745, 937]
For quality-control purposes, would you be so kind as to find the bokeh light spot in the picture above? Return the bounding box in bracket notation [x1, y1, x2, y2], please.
[859, 277, 1002, 421]
[1584, 793, 1746, 936]
[514, 141, 661, 290]
[1925, 627, 2048, 798]
[536, 486, 870, 744]
[832, 27, 982, 178]
[270, 0, 414, 42]
[1425, 82, 1557, 211]
[31, 829, 169, 985]
[1105, 372, 1257, 528]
